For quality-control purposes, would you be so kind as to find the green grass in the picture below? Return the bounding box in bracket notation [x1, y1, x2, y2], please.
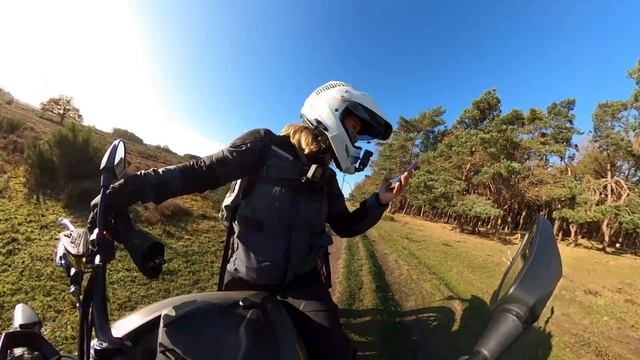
[365, 216, 640, 360]
[0, 169, 228, 353]
[336, 235, 414, 359]
[0, 100, 232, 352]
[2, 99, 639, 359]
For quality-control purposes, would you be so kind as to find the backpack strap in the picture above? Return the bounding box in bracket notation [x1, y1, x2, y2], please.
[217, 135, 280, 291]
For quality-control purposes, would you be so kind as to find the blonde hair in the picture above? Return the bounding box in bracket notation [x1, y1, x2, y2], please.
[281, 124, 323, 157]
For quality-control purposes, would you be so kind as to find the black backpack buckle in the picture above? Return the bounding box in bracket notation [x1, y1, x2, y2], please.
[301, 164, 325, 184]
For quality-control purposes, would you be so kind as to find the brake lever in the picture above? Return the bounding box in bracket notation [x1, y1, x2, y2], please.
[58, 217, 76, 231]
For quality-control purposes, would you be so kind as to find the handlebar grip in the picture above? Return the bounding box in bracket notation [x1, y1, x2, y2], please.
[111, 211, 165, 279]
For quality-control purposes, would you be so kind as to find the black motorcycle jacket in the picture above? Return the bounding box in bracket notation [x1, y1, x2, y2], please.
[107, 128, 389, 284]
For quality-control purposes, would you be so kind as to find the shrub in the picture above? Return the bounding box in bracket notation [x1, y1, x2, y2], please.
[61, 180, 98, 207]
[25, 141, 59, 188]
[133, 200, 193, 226]
[25, 122, 101, 200]
[0, 135, 26, 165]
[112, 127, 144, 144]
[154, 144, 177, 155]
[49, 122, 101, 183]
[157, 199, 193, 220]
[0, 117, 23, 135]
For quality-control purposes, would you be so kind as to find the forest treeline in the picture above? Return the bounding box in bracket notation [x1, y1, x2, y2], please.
[351, 60, 640, 253]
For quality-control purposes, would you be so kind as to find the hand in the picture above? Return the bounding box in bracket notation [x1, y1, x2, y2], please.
[378, 170, 412, 205]
[86, 176, 138, 229]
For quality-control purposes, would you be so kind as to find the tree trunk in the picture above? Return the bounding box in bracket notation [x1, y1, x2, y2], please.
[570, 224, 578, 245]
[518, 209, 528, 231]
[602, 217, 611, 252]
[420, 206, 425, 218]
[456, 216, 464, 233]
[471, 218, 480, 234]
[401, 200, 410, 215]
[555, 220, 563, 242]
[603, 163, 613, 251]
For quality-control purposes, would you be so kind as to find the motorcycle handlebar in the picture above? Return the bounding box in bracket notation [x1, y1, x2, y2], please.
[111, 211, 165, 279]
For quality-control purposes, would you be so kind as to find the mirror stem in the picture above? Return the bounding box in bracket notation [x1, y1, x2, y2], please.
[472, 307, 524, 360]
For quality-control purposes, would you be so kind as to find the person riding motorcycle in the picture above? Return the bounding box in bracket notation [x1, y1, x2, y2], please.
[93, 81, 412, 359]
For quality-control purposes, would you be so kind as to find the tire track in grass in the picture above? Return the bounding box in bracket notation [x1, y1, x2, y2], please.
[368, 227, 461, 359]
[369, 222, 497, 359]
[337, 235, 415, 360]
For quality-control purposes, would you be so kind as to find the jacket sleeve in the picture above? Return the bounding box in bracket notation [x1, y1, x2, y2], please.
[115, 129, 275, 205]
[326, 173, 389, 238]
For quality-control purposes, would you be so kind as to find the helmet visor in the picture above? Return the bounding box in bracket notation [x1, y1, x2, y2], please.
[342, 102, 392, 141]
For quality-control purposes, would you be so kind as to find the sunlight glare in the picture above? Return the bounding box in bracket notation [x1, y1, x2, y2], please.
[0, 0, 222, 156]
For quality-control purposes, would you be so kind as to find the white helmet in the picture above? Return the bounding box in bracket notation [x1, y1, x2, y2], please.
[300, 81, 392, 174]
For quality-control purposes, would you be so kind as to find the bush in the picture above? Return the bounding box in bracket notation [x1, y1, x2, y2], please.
[154, 144, 177, 155]
[25, 141, 59, 188]
[134, 200, 193, 226]
[49, 122, 101, 183]
[157, 199, 193, 220]
[0, 117, 23, 135]
[25, 122, 101, 200]
[112, 127, 144, 144]
[0, 135, 26, 166]
[61, 180, 99, 207]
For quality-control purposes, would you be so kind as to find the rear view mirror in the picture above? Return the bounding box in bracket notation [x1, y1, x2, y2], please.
[99, 140, 127, 186]
[470, 216, 562, 360]
[114, 141, 126, 179]
[12, 304, 42, 332]
[490, 216, 562, 317]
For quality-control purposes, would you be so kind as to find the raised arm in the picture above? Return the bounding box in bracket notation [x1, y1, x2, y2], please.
[326, 174, 388, 239]
[103, 129, 275, 208]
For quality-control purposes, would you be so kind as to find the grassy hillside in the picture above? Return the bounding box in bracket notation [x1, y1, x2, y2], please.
[335, 215, 640, 359]
[0, 98, 228, 352]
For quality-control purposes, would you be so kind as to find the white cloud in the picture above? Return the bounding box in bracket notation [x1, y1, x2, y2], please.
[0, 0, 223, 156]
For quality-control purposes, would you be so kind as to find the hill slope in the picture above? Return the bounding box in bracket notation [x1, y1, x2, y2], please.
[0, 93, 228, 352]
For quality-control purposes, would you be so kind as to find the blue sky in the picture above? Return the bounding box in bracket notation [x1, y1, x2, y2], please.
[132, 0, 640, 142]
[1, 0, 639, 192]
[128, 0, 640, 189]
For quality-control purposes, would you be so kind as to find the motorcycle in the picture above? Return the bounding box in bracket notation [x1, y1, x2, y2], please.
[0, 139, 563, 360]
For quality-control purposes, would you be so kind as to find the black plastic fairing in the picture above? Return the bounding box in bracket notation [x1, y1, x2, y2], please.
[111, 291, 306, 359]
[471, 216, 562, 360]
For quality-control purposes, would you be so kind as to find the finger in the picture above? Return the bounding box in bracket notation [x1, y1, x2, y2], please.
[400, 172, 410, 187]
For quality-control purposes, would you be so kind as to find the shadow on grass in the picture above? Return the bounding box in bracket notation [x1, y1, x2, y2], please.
[445, 221, 640, 257]
[340, 295, 554, 360]
[561, 240, 638, 257]
[473, 231, 522, 246]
